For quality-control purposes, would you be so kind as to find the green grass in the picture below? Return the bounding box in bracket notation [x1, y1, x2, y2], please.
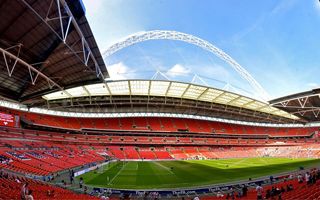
[79, 158, 320, 189]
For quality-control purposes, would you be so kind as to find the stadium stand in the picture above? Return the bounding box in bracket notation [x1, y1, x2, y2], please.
[1, 0, 320, 199]
[0, 171, 99, 200]
[14, 111, 318, 136]
[0, 112, 319, 199]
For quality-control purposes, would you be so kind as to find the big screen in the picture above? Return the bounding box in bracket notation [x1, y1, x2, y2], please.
[0, 112, 16, 127]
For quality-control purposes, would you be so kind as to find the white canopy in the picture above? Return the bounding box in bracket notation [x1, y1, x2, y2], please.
[43, 80, 299, 120]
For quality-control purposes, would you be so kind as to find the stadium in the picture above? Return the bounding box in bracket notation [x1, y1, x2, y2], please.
[0, 0, 320, 200]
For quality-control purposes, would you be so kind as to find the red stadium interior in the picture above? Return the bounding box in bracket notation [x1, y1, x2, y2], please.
[1, 0, 320, 199]
[0, 107, 320, 199]
[0, 106, 319, 171]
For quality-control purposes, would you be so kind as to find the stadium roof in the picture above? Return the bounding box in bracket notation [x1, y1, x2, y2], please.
[40, 80, 300, 123]
[270, 88, 320, 122]
[0, 0, 108, 102]
[0, 0, 313, 125]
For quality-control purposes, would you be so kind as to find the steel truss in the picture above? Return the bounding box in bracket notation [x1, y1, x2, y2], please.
[271, 94, 320, 118]
[0, 45, 64, 90]
[103, 30, 270, 100]
[20, 0, 106, 80]
[44, 95, 292, 123]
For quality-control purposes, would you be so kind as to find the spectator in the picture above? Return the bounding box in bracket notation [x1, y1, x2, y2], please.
[286, 184, 290, 192]
[289, 174, 293, 179]
[280, 186, 285, 193]
[311, 172, 317, 184]
[79, 177, 83, 188]
[269, 175, 274, 183]
[265, 189, 271, 199]
[242, 185, 248, 197]
[15, 177, 21, 183]
[216, 191, 224, 197]
[270, 186, 276, 198]
[297, 174, 303, 183]
[287, 184, 294, 191]
[25, 190, 34, 200]
[100, 196, 107, 200]
[305, 172, 311, 184]
[47, 189, 51, 197]
[62, 180, 66, 188]
[256, 183, 263, 200]
[70, 175, 74, 184]
[229, 187, 236, 200]
[21, 182, 29, 200]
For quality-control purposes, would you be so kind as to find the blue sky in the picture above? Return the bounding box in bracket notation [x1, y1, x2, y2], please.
[82, 0, 320, 100]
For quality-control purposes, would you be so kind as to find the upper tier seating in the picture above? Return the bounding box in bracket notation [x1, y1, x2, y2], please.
[2, 106, 315, 137]
[18, 112, 318, 136]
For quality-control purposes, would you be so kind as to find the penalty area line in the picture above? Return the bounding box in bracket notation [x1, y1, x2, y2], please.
[108, 162, 127, 184]
[153, 162, 175, 175]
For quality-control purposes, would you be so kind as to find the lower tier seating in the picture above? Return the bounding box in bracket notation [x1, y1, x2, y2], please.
[202, 170, 320, 200]
[0, 172, 99, 200]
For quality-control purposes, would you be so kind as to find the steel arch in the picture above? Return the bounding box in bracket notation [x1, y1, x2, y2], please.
[103, 30, 269, 100]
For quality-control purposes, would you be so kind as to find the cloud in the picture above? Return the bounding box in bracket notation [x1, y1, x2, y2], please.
[82, 0, 104, 14]
[82, 0, 145, 51]
[106, 62, 133, 80]
[200, 64, 231, 80]
[166, 64, 191, 78]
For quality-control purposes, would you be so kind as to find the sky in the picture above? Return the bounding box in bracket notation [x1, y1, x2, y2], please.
[82, 0, 320, 101]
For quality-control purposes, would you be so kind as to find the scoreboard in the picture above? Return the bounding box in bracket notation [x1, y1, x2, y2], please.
[0, 112, 19, 127]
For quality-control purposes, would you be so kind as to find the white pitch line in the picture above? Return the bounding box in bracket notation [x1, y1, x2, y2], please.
[259, 157, 268, 164]
[109, 162, 127, 184]
[228, 158, 249, 167]
[154, 162, 175, 174]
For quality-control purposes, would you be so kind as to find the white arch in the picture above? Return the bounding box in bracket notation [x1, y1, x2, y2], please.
[103, 30, 270, 100]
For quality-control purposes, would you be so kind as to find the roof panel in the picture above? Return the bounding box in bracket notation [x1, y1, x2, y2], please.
[67, 86, 87, 97]
[183, 85, 207, 99]
[0, 0, 107, 101]
[43, 91, 69, 100]
[149, 81, 170, 96]
[215, 93, 239, 104]
[198, 89, 224, 101]
[42, 80, 299, 120]
[130, 80, 149, 95]
[245, 101, 265, 109]
[108, 81, 129, 95]
[84, 83, 109, 96]
[231, 97, 252, 106]
[167, 82, 189, 97]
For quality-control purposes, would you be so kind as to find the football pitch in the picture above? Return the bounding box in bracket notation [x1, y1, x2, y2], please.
[79, 158, 320, 189]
